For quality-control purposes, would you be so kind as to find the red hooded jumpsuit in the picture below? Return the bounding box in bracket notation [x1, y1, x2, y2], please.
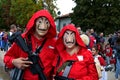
[4, 10, 56, 80]
[53, 24, 98, 80]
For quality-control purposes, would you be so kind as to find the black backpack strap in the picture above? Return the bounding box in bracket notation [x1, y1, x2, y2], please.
[15, 35, 30, 53]
[56, 55, 60, 67]
[35, 38, 47, 54]
[28, 38, 47, 80]
[26, 34, 32, 53]
[14, 33, 47, 80]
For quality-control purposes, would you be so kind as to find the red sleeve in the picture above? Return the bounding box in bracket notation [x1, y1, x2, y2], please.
[98, 56, 106, 66]
[4, 43, 21, 68]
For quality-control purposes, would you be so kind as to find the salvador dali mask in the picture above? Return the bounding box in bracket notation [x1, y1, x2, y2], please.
[63, 30, 76, 49]
[35, 17, 50, 38]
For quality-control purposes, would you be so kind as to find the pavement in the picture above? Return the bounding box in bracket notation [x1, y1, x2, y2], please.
[0, 51, 5, 66]
[0, 51, 10, 80]
[0, 50, 119, 80]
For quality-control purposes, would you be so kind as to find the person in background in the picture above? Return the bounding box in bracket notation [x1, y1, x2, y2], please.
[111, 30, 120, 73]
[0, 29, 4, 51]
[91, 28, 98, 42]
[8, 24, 17, 37]
[114, 37, 120, 80]
[98, 32, 105, 49]
[2, 32, 8, 51]
[0, 29, 6, 51]
[53, 24, 98, 80]
[77, 26, 82, 35]
[104, 43, 113, 67]
[86, 29, 96, 49]
[92, 45, 107, 80]
[4, 9, 57, 80]
[108, 34, 113, 47]
[8, 24, 17, 47]
[110, 31, 117, 48]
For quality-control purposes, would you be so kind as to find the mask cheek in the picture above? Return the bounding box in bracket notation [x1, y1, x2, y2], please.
[38, 25, 41, 29]
[47, 23, 50, 29]
[63, 35, 67, 43]
[73, 38, 76, 43]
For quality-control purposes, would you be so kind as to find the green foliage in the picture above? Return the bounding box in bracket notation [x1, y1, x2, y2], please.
[0, 1, 3, 28]
[10, 0, 43, 28]
[71, 0, 120, 34]
[0, 0, 10, 30]
[0, 0, 57, 30]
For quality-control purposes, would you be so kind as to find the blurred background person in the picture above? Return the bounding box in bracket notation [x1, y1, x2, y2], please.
[92, 45, 107, 80]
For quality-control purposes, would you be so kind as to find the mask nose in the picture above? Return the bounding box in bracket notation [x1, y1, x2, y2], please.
[38, 23, 47, 30]
[67, 36, 72, 42]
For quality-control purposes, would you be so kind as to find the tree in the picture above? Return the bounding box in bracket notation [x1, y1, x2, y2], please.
[0, 0, 11, 30]
[46, 0, 57, 17]
[71, 0, 120, 34]
[10, 0, 43, 28]
[10, 0, 57, 28]
[0, 0, 57, 30]
[0, 0, 5, 29]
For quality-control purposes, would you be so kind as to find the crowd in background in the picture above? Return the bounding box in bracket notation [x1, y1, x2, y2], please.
[77, 26, 120, 80]
[0, 24, 22, 52]
[0, 23, 120, 80]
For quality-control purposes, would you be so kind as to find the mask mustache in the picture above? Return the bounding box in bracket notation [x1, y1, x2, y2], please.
[66, 40, 75, 44]
[37, 24, 48, 31]
[66, 42, 74, 44]
[38, 28, 48, 31]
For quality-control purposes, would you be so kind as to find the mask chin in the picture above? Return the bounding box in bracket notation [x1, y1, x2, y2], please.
[66, 45, 75, 49]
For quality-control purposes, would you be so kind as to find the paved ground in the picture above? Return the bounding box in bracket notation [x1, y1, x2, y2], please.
[0, 51, 10, 80]
[0, 50, 119, 80]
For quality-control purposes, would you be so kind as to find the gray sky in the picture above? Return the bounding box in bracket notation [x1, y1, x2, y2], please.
[56, 0, 76, 15]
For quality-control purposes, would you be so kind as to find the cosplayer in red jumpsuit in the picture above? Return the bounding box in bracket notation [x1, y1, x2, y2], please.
[4, 9, 56, 80]
[53, 24, 98, 80]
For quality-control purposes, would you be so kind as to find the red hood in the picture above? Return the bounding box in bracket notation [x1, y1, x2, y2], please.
[22, 9, 56, 38]
[56, 24, 86, 54]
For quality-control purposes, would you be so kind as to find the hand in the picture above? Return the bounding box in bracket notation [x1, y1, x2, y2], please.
[12, 57, 33, 69]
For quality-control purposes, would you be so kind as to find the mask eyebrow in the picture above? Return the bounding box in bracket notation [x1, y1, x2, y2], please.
[70, 31, 74, 35]
[40, 17, 44, 21]
[65, 30, 74, 35]
[65, 31, 69, 34]
[45, 18, 48, 21]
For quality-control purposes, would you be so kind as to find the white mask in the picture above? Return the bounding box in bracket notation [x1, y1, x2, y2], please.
[35, 17, 50, 37]
[63, 30, 76, 49]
